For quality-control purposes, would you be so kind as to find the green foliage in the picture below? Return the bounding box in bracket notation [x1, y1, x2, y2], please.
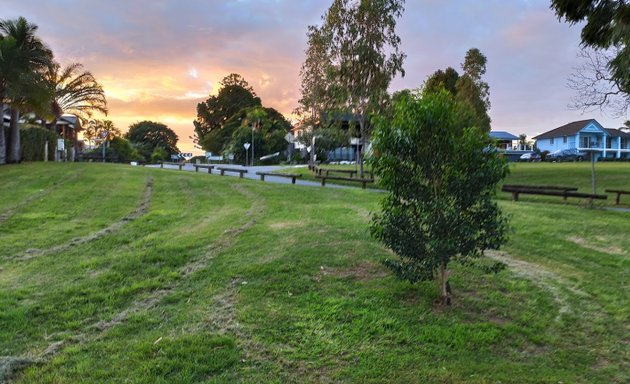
[423, 48, 492, 132]
[109, 137, 139, 163]
[126, 121, 179, 160]
[194, 73, 261, 150]
[320, 0, 406, 175]
[19, 125, 57, 161]
[151, 146, 169, 163]
[369, 90, 509, 304]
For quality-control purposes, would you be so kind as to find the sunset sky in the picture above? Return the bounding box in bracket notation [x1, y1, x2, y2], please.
[3, 0, 623, 154]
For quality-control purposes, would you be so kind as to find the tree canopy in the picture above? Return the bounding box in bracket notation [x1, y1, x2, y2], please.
[193, 73, 261, 145]
[369, 89, 509, 305]
[319, 0, 406, 176]
[423, 48, 491, 131]
[125, 121, 179, 160]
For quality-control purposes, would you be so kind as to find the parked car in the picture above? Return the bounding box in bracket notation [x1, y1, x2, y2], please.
[519, 152, 541, 162]
[546, 148, 587, 162]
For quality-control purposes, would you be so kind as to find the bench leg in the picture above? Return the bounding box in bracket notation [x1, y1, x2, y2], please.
[179, 165, 183, 171]
[239, 172, 244, 178]
[511, 192, 518, 201]
[321, 178, 326, 186]
[291, 177, 296, 184]
[160, 162, 163, 168]
[616, 193, 620, 205]
[220, 170, 225, 176]
[260, 175, 265, 181]
[362, 181, 366, 189]
[195, 167, 199, 172]
[207, 167, 212, 174]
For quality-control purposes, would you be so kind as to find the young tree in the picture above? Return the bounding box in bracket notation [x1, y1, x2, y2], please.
[322, 0, 406, 177]
[369, 90, 509, 305]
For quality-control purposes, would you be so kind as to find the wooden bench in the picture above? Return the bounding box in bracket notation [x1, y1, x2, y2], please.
[216, 167, 248, 178]
[605, 189, 630, 205]
[316, 175, 374, 189]
[256, 172, 302, 184]
[502, 184, 578, 201]
[194, 164, 214, 174]
[314, 167, 374, 179]
[502, 185, 607, 204]
[160, 161, 183, 170]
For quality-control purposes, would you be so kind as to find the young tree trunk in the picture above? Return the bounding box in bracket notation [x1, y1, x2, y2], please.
[8, 108, 20, 163]
[0, 104, 6, 165]
[358, 119, 365, 178]
[438, 263, 451, 306]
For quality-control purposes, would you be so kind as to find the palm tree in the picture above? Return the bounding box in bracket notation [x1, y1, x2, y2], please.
[45, 62, 107, 153]
[0, 17, 53, 164]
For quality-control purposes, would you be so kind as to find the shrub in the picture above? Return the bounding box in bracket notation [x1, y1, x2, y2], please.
[20, 126, 59, 161]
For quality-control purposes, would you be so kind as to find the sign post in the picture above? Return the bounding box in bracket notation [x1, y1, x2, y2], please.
[100, 131, 108, 163]
[244, 142, 251, 166]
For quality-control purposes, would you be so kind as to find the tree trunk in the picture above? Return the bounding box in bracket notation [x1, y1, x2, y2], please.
[438, 263, 451, 306]
[8, 108, 20, 163]
[0, 104, 6, 165]
[358, 118, 365, 178]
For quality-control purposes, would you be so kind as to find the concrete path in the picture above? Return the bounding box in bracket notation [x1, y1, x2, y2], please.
[145, 163, 351, 189]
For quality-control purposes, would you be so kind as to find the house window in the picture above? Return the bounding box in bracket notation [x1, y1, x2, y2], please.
[550, 138, 554, 145]
[606, 137, 612, 149]
[563, 136, 567, 144]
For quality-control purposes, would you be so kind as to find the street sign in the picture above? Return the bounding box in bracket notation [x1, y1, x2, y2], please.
[243, 143, 251, 150]
[57, 139, 65, 151]
[284, 133, 294, 143]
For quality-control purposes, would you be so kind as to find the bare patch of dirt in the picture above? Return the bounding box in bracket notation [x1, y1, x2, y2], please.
[568, 236, 626, 256]
[0, 356, 37, 383]
[12, 177, 154, 262]
[315, 261, 388, 282]
[268, 221, 303, 230]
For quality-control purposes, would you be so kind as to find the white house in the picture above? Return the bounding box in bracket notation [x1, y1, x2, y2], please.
[533, 119, 630, 160]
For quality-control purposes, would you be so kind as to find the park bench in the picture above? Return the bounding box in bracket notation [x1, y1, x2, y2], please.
[605, 189, 630, 205]
[160, 161, 183, 170]
[502, 184, 607, 204]
[193, 164, 214, 174]
[256, 172, 302, 184]
[316, 175, 374, 189]
[216, 167, 248, 178]
[314, 167, 374, 179]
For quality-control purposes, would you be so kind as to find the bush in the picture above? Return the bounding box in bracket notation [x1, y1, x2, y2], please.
[151, 146, 169, 163]
[20, 126, 59, 161]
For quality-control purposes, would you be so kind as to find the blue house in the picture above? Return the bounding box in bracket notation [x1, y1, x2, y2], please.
[533, 119, 630, 160]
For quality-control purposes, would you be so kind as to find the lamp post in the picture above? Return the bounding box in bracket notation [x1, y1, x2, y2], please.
[251, 123, 255, 167]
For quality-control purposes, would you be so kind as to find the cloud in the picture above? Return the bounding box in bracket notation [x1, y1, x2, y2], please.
[3, 0, 623, 152]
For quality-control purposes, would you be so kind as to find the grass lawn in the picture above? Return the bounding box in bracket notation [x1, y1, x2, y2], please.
[0, 162, 628, 383]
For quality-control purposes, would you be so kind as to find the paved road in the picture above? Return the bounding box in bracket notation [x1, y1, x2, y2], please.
[145, 163, 352, 189]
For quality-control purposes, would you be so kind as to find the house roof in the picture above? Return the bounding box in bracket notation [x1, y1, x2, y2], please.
[489, 131, 518, 140]
[605, 128, 630, 138]
[532, 119, 596, 140]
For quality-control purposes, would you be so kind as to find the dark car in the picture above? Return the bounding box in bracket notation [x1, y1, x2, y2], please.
[546, 148, 587, 162]
[519, 152, 541, 162]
